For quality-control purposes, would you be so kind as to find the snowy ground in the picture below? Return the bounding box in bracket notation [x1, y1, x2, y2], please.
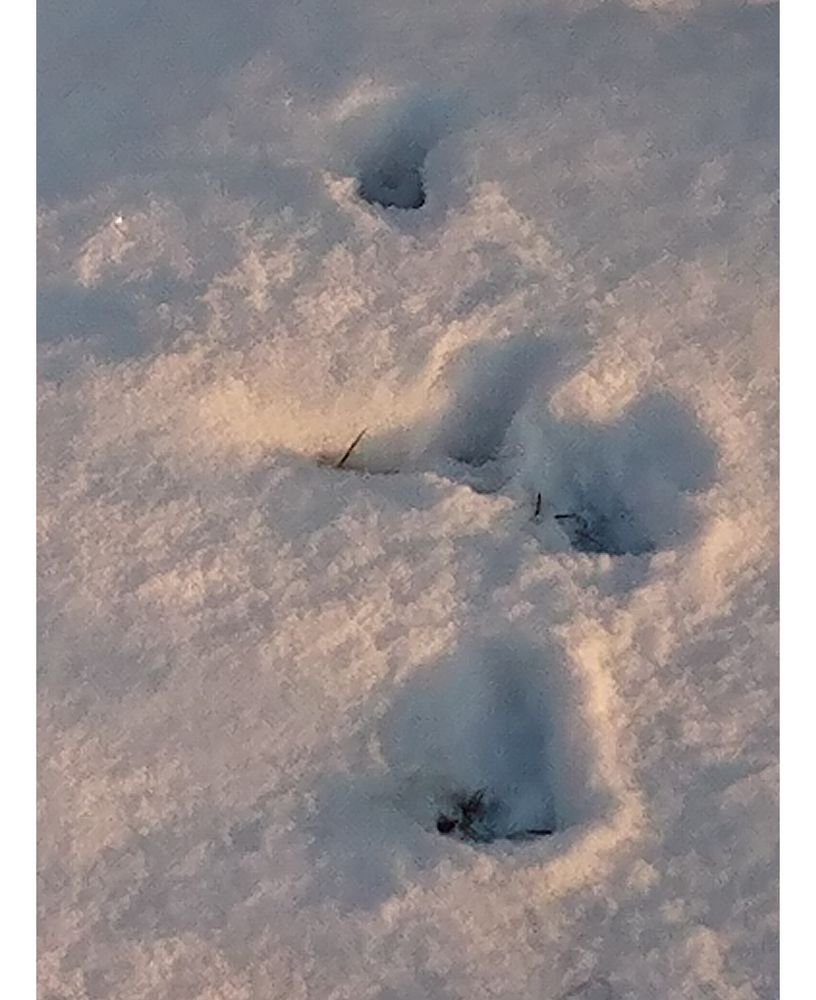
[38, 1, 778, 997]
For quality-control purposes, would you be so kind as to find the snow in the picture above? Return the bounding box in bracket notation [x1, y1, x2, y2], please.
[38, 1, 778, 997]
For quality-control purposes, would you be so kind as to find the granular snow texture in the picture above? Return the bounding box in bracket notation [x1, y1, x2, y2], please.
[38, 1, 778, 998]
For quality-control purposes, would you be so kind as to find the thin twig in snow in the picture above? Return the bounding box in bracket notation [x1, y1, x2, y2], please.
[335, 428, 367, 469]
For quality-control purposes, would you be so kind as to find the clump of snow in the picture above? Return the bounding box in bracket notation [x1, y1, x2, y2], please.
[38, 0, 777, 997]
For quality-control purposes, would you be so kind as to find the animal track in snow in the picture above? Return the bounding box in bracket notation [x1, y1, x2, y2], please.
[378, 636, 610, 846]
[302, 336, 716, 562]
[340, 93, 455, 211]
[525, 393, 718, 556]
[306, 627, 642, 912]
[432, 333, 558, 468]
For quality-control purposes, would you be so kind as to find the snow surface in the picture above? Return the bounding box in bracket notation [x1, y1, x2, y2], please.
[38, 1, 778, 997]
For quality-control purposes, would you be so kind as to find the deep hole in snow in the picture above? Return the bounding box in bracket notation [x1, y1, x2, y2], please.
[526, 393, 719, 556]
[378, 636, 606, 847]
[352, 98, 445, 211]
[434, 334, 561, 468]
[358, 158, 426, 210]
